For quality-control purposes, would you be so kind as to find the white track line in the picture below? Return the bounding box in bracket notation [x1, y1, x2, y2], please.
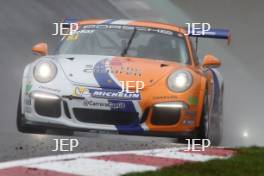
[27, 158, 156, 176]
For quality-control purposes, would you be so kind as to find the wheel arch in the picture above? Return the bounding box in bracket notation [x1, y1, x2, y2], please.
[195, 74, 208, 127]
[21, 63, 33, 114]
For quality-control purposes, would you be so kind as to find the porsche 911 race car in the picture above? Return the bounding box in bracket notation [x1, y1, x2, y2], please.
[17, 19, 230, 145]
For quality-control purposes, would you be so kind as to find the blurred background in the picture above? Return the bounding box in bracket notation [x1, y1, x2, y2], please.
[0, 0, 263, 161]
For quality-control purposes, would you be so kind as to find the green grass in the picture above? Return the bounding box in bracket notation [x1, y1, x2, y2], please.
[124, 147, 264, 176]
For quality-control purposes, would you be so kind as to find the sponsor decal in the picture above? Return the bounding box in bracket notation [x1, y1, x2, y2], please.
[25, 83, 32, 93]
[73, 87, 141, 100]
[153, 95, 177, 100]
[83, 64, 142, 76]
[39, 86, 61, 93]
[24, 98, 31, 105]
[183, 119, 194, 125]
[184, 110, 196, 117]
[73, 29, 95, 34]
[188, 96, 198, 105]
[24, 106, 32, 113]
[83, 100, 125, 110]
[111, 60, 123, 66]
[83, 64, 94, 73]
[118, 66, 142, 76]
[73, 87, 91, 97]
[83, 64, 109, 74]
[90, 89, 141, 100]
[83, 24, 174, 36]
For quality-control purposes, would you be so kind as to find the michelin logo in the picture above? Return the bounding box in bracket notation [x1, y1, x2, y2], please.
[74, 87, 141, 100]
[90, 89, 141, 100]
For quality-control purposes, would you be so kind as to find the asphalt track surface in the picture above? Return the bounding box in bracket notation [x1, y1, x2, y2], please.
[0, 0, 180, 162]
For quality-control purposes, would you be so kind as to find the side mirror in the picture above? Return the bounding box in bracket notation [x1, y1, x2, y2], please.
[202, 54, 221, 68]
[32, 42, 48, 56]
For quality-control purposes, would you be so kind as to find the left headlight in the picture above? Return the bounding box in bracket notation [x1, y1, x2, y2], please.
[34, 61, 57, 83]
[167, 70, 192, 92]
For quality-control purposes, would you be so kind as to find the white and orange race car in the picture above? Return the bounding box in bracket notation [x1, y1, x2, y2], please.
[17, 19, 230, 145]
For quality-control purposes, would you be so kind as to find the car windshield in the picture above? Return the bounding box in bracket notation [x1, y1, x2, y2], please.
[56, 24, 190, 64]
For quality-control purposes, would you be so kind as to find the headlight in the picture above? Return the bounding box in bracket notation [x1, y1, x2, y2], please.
[34, 61, 57, 83]
[167, 70, 192, 92]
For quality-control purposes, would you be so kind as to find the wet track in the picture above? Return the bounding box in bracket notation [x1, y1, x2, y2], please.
[0, 0, 264, 162]
[0, 0, 177, 162]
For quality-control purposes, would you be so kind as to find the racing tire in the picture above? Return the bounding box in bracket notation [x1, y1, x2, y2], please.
[17, 90, 47, 134]
[197, 91, 209, 140]
[198, 90, 223, 146]
[210, 87, 224, 145]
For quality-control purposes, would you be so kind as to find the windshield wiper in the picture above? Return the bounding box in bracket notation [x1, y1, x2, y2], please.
[121, 28, 137, 57]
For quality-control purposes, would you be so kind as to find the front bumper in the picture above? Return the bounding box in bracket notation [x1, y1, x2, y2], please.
[23, 89, 198, 135]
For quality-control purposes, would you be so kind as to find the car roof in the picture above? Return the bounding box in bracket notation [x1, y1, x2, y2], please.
[78, 19, 187, 34]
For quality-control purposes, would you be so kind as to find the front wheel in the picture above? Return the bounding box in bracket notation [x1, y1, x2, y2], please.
[198, 91, 222, 145]
[17, 90, 47, 134]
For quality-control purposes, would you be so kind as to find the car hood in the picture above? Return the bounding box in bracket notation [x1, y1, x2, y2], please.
[57, 55, 182, 89]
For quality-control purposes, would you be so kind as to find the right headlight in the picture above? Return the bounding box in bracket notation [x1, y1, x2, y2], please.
[167, 70, 193, 92]
[33, 61, 57, 83]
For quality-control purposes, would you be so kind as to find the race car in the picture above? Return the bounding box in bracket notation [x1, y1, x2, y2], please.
[17, 19, 229, 145]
